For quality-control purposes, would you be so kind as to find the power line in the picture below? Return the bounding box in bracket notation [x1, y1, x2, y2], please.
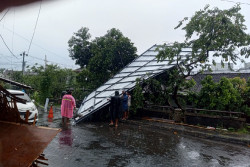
[1, 56, 76, 69]
[0, 6, 75, 69]
[0, 62, 22, 65]
[25, 62, 44, 67]
[28, 55, 75, 68]
[0, 53, 20, 58]
[0, 55, 11, 62]
[27, 0, 42, 54]
[0, 8, 10, 22]
[0, 52, 16, 69]
[0, 23, 71, 61]
[220, 0, 250, 6]
[29, 55, 44, 61]
[12, 8, 15, 52]
[0, 34, 17, 58]
[2, 49, 76, 69]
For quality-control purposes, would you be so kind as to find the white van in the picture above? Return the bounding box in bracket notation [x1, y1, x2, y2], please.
[7, 89, 39, 123]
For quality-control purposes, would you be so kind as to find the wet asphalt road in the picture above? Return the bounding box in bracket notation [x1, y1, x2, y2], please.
[37, 108, 250, 167]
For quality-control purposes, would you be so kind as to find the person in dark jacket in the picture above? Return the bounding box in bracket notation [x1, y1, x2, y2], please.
[109, 91, 122, 127]
[121, 90, 128, 120]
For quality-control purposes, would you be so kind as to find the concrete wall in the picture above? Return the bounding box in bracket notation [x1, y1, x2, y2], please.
[185, 113, 246, 129]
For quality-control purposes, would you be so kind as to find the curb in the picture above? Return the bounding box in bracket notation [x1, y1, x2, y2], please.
[127, 119, 250, 147]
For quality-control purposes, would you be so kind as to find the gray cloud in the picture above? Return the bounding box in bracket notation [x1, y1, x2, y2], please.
[0, 0, 249, 70]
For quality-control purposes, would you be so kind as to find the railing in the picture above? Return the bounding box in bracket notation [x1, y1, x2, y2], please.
[144, 104, 174, 111]
[185, 108, 245, 118]
[144, 105, 245, 118]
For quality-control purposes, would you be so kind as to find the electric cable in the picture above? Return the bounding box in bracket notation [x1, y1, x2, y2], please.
[28, 54, 75, 68]
[12, 8, 15, 52]
[0, 8, 10, 22]
[220, 0, 250, 5]
[0, 24, 72, 61]
[0, 34, 17, 58]
[0, 23, 73, 63]
[0, 9, 17, 59]
[0, 53, 20, 58]
[27, 0, 42, 54]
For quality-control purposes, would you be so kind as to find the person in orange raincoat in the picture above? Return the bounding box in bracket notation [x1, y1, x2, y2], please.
[61, 90, 76, 125]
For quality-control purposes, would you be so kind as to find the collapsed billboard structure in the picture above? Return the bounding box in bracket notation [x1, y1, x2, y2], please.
[75, 45, 192, 123]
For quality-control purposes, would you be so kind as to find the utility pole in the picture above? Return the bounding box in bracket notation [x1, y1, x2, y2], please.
[20, 51, 28, 75]
[45, 55, 48, 70]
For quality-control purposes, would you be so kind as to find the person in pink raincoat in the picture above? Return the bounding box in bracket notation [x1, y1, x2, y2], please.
[61, 90, 76, 125]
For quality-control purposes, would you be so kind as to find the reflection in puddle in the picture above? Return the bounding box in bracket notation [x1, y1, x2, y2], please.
[59, 126, 73, 147]
[187, 151, 200, 160]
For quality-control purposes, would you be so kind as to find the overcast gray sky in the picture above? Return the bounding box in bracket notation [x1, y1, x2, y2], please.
[0, 0, 250, 70]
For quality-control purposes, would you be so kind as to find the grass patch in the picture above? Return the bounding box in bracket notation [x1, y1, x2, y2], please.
[237, 127, 250, 134]
[228, 127, 235, 132]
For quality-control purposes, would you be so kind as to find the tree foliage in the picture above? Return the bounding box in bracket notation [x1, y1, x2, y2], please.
[142, 78, 167, 105]
[132, 79, 145, 113]
[156, 5, 250, 109]
[68, 27, 137, 90]
[130, 68, 196, 111]
[9, 65, 77, 104]
[68, 27, 92, 67]
[190, 75, 250, 115]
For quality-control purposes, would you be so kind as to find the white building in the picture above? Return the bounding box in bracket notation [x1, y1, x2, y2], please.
[210, 63, 234, 72]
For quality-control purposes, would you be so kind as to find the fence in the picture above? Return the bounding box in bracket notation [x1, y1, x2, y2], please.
[143, 105, 247, 129]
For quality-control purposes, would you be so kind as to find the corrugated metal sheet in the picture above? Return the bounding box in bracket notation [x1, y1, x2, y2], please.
[75, 45, 192, 123]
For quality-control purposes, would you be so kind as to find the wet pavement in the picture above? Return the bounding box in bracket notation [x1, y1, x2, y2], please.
[37, 107, 250, 167]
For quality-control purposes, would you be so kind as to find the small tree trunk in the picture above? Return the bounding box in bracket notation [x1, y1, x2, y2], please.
[173, 85, 182, 110]
[166, 97, 171, 107]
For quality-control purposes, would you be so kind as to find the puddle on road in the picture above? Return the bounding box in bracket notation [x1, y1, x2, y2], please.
[38, 109, 250, 167]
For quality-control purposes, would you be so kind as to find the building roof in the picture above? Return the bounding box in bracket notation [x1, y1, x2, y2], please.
[0, 76, 33, 89]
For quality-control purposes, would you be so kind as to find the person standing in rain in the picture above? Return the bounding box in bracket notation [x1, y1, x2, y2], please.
[122, 90, 128, 120]
[61, 89, 76, 125]
[126, 91, 131, 119]
[109, 91, 122, 127]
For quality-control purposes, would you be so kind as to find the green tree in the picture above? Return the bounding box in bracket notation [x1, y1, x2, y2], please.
[132, 79, 145, 113]
[231, 77, 250, 115]
[69, 27, 137, 90]
[0, 68, 10, 89]
[193, 75, 217, 110]
[193, 76, 250, 115]
[9, 71, 24, 83]
[156, 5, 250, 109]
[244, 78, 250, 115]
[142, 78, 166, 105]
[0, 68, 5, 74]
[2, 65, 78, 104]
[68, 27, 92, 67]
[90, 28, 136, 74]
[216, 77, 241, 111]
[140, 70, 195, 107]
[23, 65, 77, 104]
